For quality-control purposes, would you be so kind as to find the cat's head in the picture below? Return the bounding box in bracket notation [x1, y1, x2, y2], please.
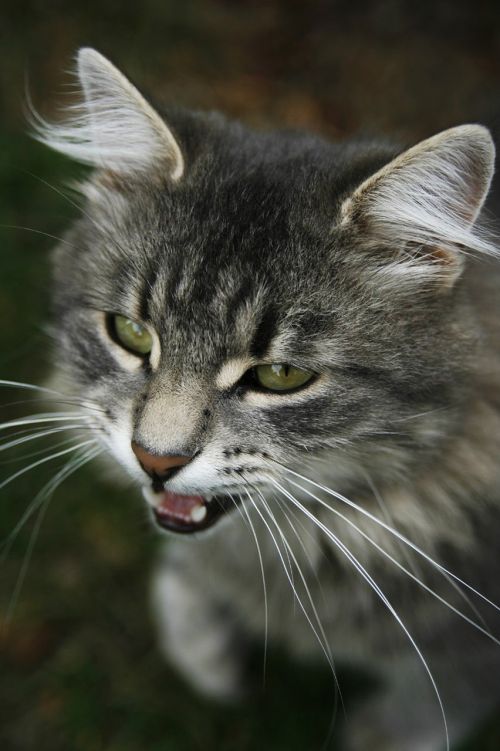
[34, 49, 496, 534]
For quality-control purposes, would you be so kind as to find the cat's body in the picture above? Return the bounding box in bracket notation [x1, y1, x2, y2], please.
[28, 49, 500, 749]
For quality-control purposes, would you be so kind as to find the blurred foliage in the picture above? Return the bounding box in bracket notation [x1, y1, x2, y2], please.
[1, 1, 500, 749]
[2, 0, 500, 139]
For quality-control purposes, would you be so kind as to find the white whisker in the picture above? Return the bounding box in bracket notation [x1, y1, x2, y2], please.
[0, 224, 81, 251]
[0, 436, 93, 466]
[0, 379, 104, 414]
[245, 488, 338, 683]
[0, 424, 92, 453]
[2, 444, 102, 628]
[0, 414, 93, 432]
[0, 439, 96, 493]
[0, 396, 106, 414]
[273, 494, 316, 567]
[278, 477, 500, 647]
[255, 487, 344, 738]
[363, 471, 423, 577]
[258, 494, 295, 593]
[237, 494, 269, 687]
[275, 463, 500, 615]
[393, 406, 449, 423]
[272, 479, 449, 751]
[363, 470, 493, 638]
[1, 444, 101, 556]
[0, 379, 69, 397]
[272, 491, 331, 612]
[21, 169, 135, 261]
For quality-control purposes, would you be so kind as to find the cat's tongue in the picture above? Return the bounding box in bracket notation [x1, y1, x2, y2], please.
[155, 490, 207, 528]
[143, 486, 237, 534]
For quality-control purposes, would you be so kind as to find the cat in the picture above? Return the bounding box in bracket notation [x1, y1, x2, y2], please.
[20, 47, 500, 750]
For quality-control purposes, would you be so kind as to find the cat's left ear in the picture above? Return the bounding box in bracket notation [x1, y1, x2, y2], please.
[341, 125, 495, 287]
[32, 48, 184, 181]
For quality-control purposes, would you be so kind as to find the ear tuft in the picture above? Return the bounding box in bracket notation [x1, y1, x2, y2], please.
[30, 47, 184, 181]
[341, 125, 497, 288]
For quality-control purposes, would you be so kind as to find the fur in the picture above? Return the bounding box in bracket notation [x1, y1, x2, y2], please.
[35, 50, 500, 750]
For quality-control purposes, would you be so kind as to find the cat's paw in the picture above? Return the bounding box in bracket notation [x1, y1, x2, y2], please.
[176, 639, 248, 705]
[153, 564, 248, 703]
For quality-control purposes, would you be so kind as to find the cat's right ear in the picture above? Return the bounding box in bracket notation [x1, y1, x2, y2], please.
[31, 48, 184, 181]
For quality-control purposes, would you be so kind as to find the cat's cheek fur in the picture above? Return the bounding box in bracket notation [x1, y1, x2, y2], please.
[103, 413, 144, 483]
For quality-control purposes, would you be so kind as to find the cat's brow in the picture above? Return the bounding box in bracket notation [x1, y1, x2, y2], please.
[249, 305, 279, 360]
[137, 259, 160, 322]
[215, 357, 253, 390]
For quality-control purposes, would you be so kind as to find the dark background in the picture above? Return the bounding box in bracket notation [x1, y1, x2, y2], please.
[1, 2, 500, 749]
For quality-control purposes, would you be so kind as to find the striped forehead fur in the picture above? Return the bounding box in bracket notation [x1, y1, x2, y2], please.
[30, 48, 184, 179]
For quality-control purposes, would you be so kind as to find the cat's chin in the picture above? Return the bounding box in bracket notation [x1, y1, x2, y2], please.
[142, 486, 239, 535]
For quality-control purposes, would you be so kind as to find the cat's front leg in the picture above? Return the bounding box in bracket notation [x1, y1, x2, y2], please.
[152, 550, 246, 701]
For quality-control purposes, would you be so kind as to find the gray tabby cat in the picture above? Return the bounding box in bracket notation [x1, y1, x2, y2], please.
[28, 48, 500, 750]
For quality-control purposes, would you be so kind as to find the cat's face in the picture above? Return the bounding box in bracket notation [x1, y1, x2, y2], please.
[41, 49, 495, 534]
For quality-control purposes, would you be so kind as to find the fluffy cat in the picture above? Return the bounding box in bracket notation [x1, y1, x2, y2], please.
[23, 48, 500, 750]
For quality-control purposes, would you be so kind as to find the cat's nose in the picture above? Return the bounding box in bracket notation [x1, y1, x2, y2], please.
[131, 440, 191, 481]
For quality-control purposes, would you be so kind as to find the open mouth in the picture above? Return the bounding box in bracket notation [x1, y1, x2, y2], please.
[142, 487, 238, 534]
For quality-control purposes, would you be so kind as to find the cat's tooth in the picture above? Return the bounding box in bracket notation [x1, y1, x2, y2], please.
[190, 504, 207, 523]
[142, 486, 159, 506]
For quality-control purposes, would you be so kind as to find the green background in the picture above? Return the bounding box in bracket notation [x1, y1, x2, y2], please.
[1, 2, 500, 749]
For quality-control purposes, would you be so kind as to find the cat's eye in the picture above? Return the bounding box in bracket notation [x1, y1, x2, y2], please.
[109, 314, 153, 356]
[254, 364, 314, 392]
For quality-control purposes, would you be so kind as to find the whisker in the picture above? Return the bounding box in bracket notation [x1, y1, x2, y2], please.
[20, 170, 132, 260]
[0, 424, 92, 453]
[254, 486, 343, 743]
[4, 491, 49, 630]
[255, 487, 313, 613]
[0, 379, 70, 397]
[0, 424, 73, 444]
[244, 488, 338, 685]
[253, 491, 295, 592]
[0, 434, 98, 466]
[363, 471, 423, 576]
[1, 444, 101, 556]
[256, 488, 333, 647]
[236, 494, 269, 687]
[0, 396, 106, 415]
[277, 478, 500, 648]
[0, 224, 81, 250]
[0, 414, 93, 431]
[272, 480, 449, 751]
[363, 470, 492, 638]
[2, 445, 101, 628]
[0, 381, 104, 414]
[272, 461, 500, 615]
[0, 439, 96, 493]
[393, 406, 449, 423]
[272, 491, 330, 608]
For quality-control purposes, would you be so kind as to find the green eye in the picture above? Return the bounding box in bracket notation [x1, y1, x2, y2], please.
[111, 314, 153, 356]
[254, 363, 314, 392]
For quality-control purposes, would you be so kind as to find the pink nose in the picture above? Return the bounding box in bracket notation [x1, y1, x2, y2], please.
[131, 441, 191, 478]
